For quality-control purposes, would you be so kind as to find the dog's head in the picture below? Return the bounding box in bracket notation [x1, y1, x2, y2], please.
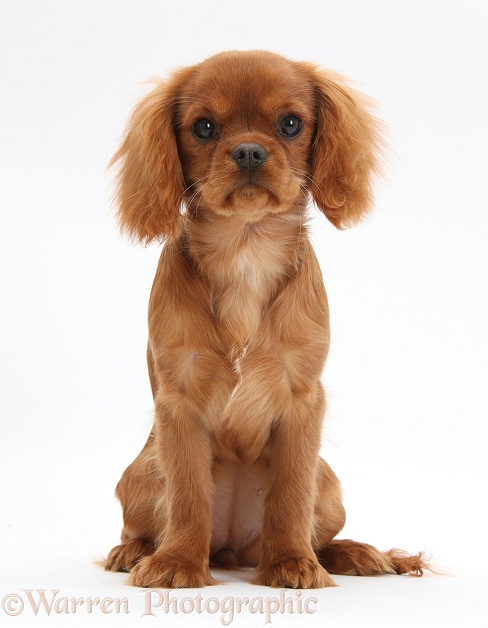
[112, 50, 383, 243]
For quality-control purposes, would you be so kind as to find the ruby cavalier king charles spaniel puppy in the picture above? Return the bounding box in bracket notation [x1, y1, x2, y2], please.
[104, 50, 428, 589]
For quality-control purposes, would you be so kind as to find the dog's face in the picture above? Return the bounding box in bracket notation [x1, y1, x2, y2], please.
[176, 51, 315, 222]
[112, 50, 382, 243]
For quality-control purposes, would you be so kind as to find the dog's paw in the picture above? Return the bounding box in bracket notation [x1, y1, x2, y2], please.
[318, 539, 397, 576]
[104, 539, 155, 573]
[253, 556, 336, 589]
[345, 543, 397, 576]
[127, 553, 218, 588]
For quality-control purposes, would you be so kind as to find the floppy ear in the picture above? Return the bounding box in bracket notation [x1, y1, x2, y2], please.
[305, 66, 384, 229]
[110, 67, 194, 244]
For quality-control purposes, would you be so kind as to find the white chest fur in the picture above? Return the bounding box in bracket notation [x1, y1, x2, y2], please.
[188, 212, 303, 350]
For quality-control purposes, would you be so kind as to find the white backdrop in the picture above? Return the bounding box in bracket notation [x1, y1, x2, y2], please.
[1, 1, 487, 626]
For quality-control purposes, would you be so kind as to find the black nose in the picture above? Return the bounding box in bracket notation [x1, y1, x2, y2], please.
[231, 143, 268, 170]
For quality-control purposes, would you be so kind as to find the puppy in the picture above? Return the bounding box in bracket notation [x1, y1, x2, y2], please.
[104, 50, 427, 588]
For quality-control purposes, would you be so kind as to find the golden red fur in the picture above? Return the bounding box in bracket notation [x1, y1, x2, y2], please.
[104, 50, 427, 588]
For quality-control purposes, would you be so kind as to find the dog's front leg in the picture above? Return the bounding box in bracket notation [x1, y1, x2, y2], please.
[253, 383, 336, 588]
[128, 394, 217, 588]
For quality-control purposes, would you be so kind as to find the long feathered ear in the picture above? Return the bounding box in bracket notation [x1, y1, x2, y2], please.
[304, 65, 384, 229]
[110, 67, 194, 244]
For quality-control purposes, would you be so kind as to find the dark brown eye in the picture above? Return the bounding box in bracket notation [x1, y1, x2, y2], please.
[278, 115, 303, 138]
[193, 118, 217, 140]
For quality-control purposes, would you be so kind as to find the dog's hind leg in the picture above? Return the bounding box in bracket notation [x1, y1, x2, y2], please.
[312, 459, 428, 577]
[104, 429, 165, 573]
[317, 540, 428, 576]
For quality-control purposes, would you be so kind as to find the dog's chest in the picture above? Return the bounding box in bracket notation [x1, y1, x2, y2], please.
[233, 244, 269, 289]
[210, 235, 289, 347]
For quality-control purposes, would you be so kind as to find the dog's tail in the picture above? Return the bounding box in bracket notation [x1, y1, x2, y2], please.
[317, 539, 430, 576]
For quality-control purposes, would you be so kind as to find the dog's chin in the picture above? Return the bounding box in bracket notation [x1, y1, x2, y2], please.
[209, 183, 289, 221]
[231, 183, 273, 207]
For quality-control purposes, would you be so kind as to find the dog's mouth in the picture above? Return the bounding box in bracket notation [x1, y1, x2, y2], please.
[225, 170, 279, 203]
[232, 182, 268, 201]
[194, 157, 303, 220]
[224, 178, 280, 209]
